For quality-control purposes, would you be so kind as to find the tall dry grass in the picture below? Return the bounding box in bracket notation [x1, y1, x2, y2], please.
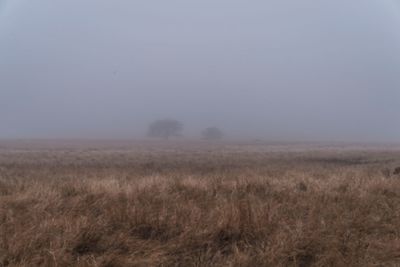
[1, 142, 400, 266]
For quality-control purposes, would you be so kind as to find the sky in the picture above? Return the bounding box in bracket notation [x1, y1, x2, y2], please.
[0, 0, 400, 141]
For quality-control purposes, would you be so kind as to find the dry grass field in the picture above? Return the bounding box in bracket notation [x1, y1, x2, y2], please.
[1, 140, 400, 266]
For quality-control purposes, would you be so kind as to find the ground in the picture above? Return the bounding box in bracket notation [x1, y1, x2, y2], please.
[1, 140, 400, 266]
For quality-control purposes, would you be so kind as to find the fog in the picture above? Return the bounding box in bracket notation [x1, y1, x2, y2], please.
[1, 0, 400, 142]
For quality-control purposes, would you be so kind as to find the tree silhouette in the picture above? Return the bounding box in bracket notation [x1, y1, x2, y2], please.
[147, 119, 183, 140]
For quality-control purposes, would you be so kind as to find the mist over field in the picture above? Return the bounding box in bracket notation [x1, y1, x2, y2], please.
[1, 0, 400, 141]
[3, 2, 400, 266]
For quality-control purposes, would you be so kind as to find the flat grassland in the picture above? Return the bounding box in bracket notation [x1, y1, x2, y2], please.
[1, 140, 400, 266]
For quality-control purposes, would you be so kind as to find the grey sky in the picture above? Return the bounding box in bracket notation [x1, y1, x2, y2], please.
[1, 0, 400, 141]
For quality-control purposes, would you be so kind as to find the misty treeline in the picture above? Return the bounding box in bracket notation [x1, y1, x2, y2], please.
[147, 119, 223, 140]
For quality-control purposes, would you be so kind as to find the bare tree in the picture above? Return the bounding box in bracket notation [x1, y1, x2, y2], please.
[202, 127, 223, 140]
[147, 119, 183, 140]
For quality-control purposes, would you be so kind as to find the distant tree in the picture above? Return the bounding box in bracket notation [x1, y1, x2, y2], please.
[202, 127, 223, 140]
[147, 119, 183, 140]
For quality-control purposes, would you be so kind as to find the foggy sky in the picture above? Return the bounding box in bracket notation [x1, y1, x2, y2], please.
[1, 0, 400, 141]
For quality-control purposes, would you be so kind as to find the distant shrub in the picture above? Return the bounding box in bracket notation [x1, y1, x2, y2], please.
[202, 127, 223, 140]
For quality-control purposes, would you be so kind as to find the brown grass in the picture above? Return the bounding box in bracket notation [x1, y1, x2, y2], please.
[1, 141, 400, 266]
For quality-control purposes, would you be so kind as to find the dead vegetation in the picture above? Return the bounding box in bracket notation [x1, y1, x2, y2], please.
[0, 142, 400, 266]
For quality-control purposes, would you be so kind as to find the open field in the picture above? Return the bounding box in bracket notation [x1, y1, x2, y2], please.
[1, 140, 400, 266]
